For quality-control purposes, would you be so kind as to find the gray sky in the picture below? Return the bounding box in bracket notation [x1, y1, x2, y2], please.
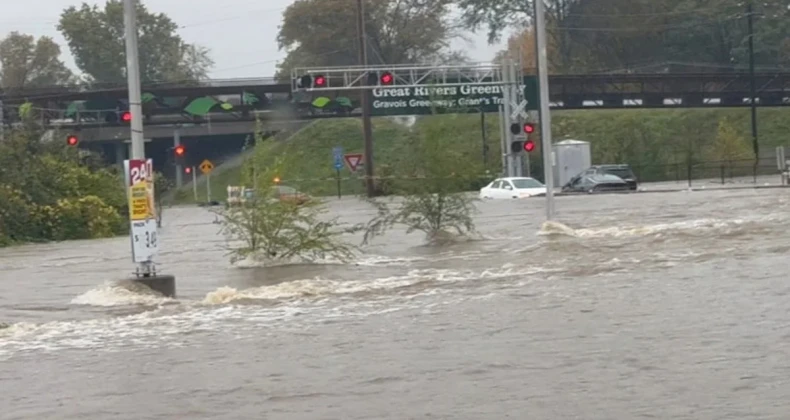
[0, 0, 506, 80]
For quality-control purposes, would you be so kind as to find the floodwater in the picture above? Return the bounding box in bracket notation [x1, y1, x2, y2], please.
[2, 186, 790, 419]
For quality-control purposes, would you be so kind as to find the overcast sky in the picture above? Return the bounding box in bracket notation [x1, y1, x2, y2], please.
[0, 0, 506, 80]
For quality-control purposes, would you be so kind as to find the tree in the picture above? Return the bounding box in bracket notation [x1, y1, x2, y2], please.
[215, 127, 357, 264]
[494, 26, 562, 73]
[57, 0, 213, 85]
[463, 0, 790, 74]
[275, 0, 464, 79]
[153, 172, 172, 228]
[711, 118, 752, 177]
[361, 113, 481, 245]
[0, 32, 73, 90]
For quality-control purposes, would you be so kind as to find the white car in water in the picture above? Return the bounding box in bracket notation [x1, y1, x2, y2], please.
[479, 177, 547, 199]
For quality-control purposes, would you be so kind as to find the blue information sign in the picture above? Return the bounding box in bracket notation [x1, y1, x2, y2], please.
[332, 146, 344, 170]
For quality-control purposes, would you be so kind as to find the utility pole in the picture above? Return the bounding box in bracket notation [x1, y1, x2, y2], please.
[124, 0, 152, 275]
[747, 1, 759, 173]
[534, 0, 556, 220]
[356, 0, 375, 197]
[0, 100, 4, 141]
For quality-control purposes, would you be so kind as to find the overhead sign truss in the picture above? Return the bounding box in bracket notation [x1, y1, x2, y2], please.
[291, 63, 509, 92]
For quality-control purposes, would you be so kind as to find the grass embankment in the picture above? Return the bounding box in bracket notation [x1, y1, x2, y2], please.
[173, 108, 790, 202]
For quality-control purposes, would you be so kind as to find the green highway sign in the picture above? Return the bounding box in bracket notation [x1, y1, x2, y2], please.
[370, 76, 539, 116]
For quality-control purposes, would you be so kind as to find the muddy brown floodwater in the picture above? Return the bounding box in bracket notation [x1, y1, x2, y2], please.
[2, 188, 790, 419]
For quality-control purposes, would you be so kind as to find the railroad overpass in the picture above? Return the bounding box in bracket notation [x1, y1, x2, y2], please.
[2, 72, 789, 167]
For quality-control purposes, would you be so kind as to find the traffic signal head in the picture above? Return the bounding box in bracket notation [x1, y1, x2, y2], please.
[174, 145, 185, 156]
[524, 139, 535, 153]
[380, 71, 394, 85]
[185, 166, 192, 174]
[313, 75, 327, 87]
[299, 75, 312, 88]
[523, 123, 535, 134]
[120, 111, 131, 123]
[66, 135, 79, 146]
[509, 123, 520, 135]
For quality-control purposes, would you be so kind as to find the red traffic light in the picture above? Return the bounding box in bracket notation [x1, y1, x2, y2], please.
[523, 140, 535, 153]
[185, 167, 192, 174]
[120, 111, 131, 122]
[313, 75, 326, 87]
[174, 145, 185, 156]
[66, 135, 79, 146]
[380, 72, 393, 85]
[523, 123, 535, 134]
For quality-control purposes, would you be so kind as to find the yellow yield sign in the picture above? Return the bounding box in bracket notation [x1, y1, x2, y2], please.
[199, 159, 214, 174]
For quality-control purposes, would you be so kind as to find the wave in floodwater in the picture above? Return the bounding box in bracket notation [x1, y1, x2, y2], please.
[4, 209, 787, 359]
[70, 280, 177, 307]
[537, 213, 786, 239]
[0, 263, 558, 359]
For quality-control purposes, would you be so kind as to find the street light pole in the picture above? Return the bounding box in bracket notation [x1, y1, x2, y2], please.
[356, 0, 376, 197]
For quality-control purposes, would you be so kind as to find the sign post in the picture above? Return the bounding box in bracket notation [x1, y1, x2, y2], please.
[333, 146, 344, 198]
[124, 158, 158, 264]
[192, 166, 198, 201]
[200, 159, 214, 203]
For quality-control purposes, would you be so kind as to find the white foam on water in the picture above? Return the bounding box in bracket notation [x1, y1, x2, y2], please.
[70, 280, 175, 307]
[538, 213, 786, 239]
[0, 264, 556, 359]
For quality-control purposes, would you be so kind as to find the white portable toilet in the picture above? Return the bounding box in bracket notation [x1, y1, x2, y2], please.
[553, 139, 592, 187]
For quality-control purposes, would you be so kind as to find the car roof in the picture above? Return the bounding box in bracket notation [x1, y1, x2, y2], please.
[497, 177, 538, 181]
[593, 164, 631, 169]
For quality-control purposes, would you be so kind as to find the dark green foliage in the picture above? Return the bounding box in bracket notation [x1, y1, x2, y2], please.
[0, 127, 127, 246]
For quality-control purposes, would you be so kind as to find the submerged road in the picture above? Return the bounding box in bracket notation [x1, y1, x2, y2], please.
[1, 187, 789, 419]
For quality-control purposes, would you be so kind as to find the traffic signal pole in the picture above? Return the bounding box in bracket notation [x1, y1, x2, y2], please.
[534, 0, 556, 220]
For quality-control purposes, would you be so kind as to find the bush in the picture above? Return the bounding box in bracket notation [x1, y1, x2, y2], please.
[215, 125, 357, 264]
[361, 114, 481, 245]
[0, 127, 127, 246]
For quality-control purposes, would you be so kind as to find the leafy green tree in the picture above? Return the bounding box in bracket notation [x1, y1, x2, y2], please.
[462, 0, 790, 73]
[153, 172, 173, 228]
[0, 32, 73, 89]
[275, 0, 463, 79]
[58, 0, 213, 85]
[215, 126, 357, 264]
[361, 113, 482, 245]
[711, 118, 753, 175]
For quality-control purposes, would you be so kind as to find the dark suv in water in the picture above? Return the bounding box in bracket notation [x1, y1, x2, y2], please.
[580, 164, 638, 190]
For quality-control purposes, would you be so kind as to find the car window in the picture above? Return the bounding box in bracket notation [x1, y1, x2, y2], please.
[491, 181, 501, 189]
[603, 168, 635, 179]
[511, 178, 544, 189]
[502, 181, 514, 189]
